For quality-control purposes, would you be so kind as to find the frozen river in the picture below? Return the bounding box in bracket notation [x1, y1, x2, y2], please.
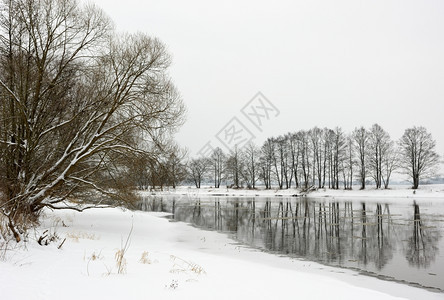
[139, 195, 444, 292]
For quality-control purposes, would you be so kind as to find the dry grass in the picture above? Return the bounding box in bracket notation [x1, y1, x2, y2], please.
[66, 231, 99, 242]
[115, 222, 133, 274]
[115, 249, 127, 274]
[88, 251, 103, 261]
[85, 250, 104, 276]
[169, 255, 206, 275]
[139, 251, 152, 264]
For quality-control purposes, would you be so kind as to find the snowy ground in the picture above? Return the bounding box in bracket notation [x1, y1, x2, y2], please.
[1, 202, 444, 300]
[144, 184, 444, 202]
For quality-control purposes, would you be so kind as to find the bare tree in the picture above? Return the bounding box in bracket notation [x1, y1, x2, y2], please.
[352, 126, 369, 189]
[225, 146, 243, 188]
[288, 132, 301, 188]
[133, 145, 187, 191]
[321, 128, 330, 188]
[165, 146, 188, 189]
[381, 140, 398, 189]
[131, 154, 151, 190]
[147, 157, 168, 191]
[331, 127, 347, 190]
[341, 135, 354, 190]
[188, 157, 209, 188]
[278, 136, 291, 189]
[259, 138, 274, 189]
[399, 126, 439, 189]
[272, 136, 289, 189]
[309, 127, 325, 188]
[300, 131, 312, 189]
[0, 0, 185, 241]
[242, 142, 260, 189]
[369, 124, 391, 189]
[323, 129, 335, 189]
[210, 147, 225, 188]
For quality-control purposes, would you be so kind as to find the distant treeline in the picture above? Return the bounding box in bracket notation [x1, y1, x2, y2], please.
[139, 125, 440, 191]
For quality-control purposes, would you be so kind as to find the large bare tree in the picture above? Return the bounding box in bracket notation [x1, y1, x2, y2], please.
[399, 126, 439, 189]
[0, 0, 185, 241]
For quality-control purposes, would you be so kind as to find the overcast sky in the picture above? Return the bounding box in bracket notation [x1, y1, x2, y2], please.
[89, 0, 444, 159]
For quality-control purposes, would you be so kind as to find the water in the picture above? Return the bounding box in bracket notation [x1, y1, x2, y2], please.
[139, 195, 444, 291]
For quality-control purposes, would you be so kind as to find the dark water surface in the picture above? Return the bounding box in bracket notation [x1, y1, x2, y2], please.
[139, 195, 444, 291]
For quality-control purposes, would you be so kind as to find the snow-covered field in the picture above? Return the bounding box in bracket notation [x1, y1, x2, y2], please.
[1, 199, 444, 300]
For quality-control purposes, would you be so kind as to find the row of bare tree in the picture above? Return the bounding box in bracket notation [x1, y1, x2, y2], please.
[187, 125, 440, 190]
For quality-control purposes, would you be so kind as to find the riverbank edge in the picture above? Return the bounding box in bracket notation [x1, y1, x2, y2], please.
[139, 184, 444, 202]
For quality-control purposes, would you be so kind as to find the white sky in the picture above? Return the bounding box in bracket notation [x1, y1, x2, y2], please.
[88, 0, 444, 159]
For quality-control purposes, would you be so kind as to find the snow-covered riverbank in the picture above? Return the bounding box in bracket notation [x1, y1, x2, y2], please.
[1, 206, 443, 300]
[142, 184, 444, 202]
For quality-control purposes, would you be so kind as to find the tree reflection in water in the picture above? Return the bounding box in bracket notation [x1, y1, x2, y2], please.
[138, 195, 443, 289]
[405, 202, 439, 268]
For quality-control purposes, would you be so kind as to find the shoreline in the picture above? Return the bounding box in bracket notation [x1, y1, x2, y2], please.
[2, 207, 443, 299]
[139, 184, 444, 203]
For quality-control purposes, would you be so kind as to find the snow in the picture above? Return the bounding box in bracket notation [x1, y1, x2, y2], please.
[2, 201, 444, 300]
[142, 184, 444, 203]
